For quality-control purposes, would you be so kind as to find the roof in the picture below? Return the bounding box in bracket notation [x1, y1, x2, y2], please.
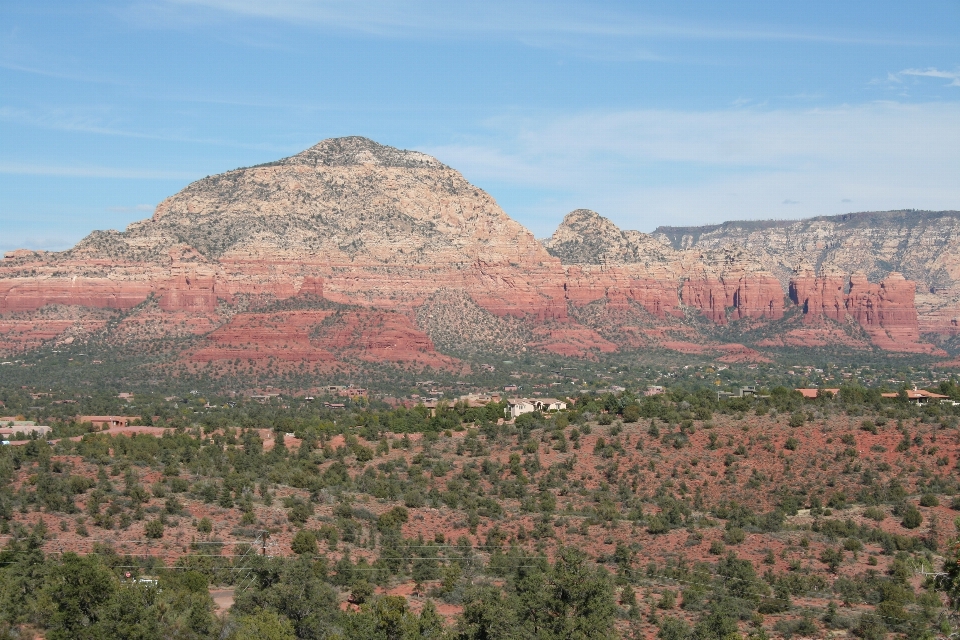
[795, 388, 840, 398]
[880, 389, 949, 399]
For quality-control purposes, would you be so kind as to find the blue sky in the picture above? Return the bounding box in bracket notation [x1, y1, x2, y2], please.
[2, 1, 959, 252]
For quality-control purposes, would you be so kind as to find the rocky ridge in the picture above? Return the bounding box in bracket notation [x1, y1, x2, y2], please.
[653, 211, 960, 336]
[0, 137, 953, 362]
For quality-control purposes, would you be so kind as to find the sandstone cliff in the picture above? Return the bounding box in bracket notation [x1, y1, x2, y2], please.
[545, 209, 783, 325]
[653, 211, 960, 335]
[0, 138, 951, 362]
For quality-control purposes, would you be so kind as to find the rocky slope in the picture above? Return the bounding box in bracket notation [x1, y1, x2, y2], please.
[653, 211, 960, 336]
[0, 138, 953, 363]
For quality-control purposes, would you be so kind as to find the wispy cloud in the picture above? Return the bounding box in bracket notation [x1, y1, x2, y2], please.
[0, 61, 123, 85]
[0, 106, 285, 150]
[156, 0, 929, 46]
[422, 101, 960, 231]
[107, 204, 156, 213]
[897, 67, 960, 87]
[0, 162, 195, 179]
[0, 236, 78, 254]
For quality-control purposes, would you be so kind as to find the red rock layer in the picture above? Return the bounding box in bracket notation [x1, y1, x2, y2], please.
[846, 273, 943, 353]
[560, 267, 684, 319]
[527, 324, 619, 358]
[846, 273, 917, 332]
[789, 271, 846, 323]
[681, 275, 784, 325]
[787, 271, 943, 354]
[0, 257, 330, 315]
[0, 277, 152, 313]
[189, 309, 458, 370]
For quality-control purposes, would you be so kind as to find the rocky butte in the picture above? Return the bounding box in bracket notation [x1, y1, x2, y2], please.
[0, 137, 953, 364]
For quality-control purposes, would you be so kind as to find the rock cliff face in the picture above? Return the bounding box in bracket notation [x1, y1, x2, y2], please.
[0, 137, 952, 362]
[789, 270, 847, 323]
[653, 211, 960, 336]
[1, 137, 555, 317]
[544, 210, 783, 325]
[787, 269, 940, 353]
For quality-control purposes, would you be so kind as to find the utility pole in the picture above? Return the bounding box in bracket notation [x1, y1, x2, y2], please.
[259, 530, 269, 556]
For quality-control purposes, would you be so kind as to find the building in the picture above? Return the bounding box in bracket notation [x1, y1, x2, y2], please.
[533, 398, 567, 412]
[717, 386, 759, 400]
[0, 423, 52, 438]
[505, 398, 536, 419]
[796, 388, 840, 399]
[645, 385, 665, 396]
[457, 393, 501, 408]
[880, 388, 950, 405]
[78, 416, 134, 429]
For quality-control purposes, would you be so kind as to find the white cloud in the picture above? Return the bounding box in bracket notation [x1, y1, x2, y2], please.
[0, 236, 78, 254]
[0, 162, 195, 179]
[0, 107, 286, 151]
[895, 67, 960, 87]
[422, 102, 960, 232]
[108, 204, 156, 212]
[157, 0, 922, 45]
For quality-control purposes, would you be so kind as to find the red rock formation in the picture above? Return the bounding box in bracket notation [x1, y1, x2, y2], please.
[189, 309, 458, 370]
[788, 270, 943, 354]
[788, 270, 846, 323]
[846, 273, 910, 329]
[559, 266, 683, 319]
[527, 324, 619, 358]
[0, 139, 946, 361]
[681, 274, 783, 325]
[844, 272, 945, 353]
[0, 277, 152, 313]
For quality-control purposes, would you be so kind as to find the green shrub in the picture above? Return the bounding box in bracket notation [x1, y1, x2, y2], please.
[819, 548, 844, 573]
[350, 579, 374, 604]
[723, 527, 745, 545]
[919, 493, 939, 507]
[144, 518, 164, 539]
[377, 506, 409, 531]
[901, 506, 923, 529]
[843, 537, 863, 552]
[863, 506, 886, 521]
[657, 616, 692, 640]
[291, 529, 317, 555]
[197, 516, 213, 533]
[657, 590, 676, 610]
[286, 498, 314, 525]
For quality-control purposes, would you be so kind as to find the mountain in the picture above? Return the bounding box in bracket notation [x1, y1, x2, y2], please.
[653, 211, 960, 336]
[0, 137, 954, 370]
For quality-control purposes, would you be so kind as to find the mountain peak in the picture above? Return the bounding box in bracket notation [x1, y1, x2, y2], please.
[282, 136, 447, 169]
[545, 209, 670, 265]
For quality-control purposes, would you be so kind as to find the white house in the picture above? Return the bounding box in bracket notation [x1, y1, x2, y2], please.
[534, 398, 567, 412]
[505, 398, 536, 419]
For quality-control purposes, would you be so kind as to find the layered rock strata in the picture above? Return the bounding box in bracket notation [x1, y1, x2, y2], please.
[788, 269, 941, 353]
[653, 210, 960, 336]
[0, 137, 948, 359]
